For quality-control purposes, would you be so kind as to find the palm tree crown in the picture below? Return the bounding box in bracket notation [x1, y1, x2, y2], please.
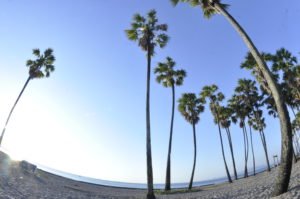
[154, 57, 186, 87]
[200, 84, 224, 114]
[178, 93, 204, 125]
[218, 106, 232, 129]
[171, 0, 229, 18]
[27, 48, 55, 78]
[125, 10, 169, 56]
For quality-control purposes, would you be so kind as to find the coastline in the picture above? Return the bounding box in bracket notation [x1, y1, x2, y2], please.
[1, 151, 300, 198]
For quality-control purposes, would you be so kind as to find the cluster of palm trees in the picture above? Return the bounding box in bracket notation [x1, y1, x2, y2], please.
[126, 0, 297, 199]
[177, 80, 273, 189]
[177, 47, 300, 190]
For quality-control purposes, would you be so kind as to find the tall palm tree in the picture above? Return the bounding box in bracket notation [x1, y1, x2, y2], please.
[154, 57, 186, 191]
[218, 105, 238, 180]
[126, 10, 169, 199]
[171, 0, 293, 195]
[228, 94, 250, 178]
[236, 79, 262, 176]
[249, 108, 271, 172]
[178, 93, 204, 190]
[0, 48, 55, 146]
[200, 85, 232, 183]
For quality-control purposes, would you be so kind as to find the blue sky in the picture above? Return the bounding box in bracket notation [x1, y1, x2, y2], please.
[0, 0, 299, 184]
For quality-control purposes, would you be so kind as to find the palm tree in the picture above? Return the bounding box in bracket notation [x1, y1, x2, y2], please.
[154, 57, 186, 191]
[270, 48, 300, 118]
[218, 106, 238, 180]
[200, 85, 232, 183]
[178, 93, 204, 190]
[236, 79, 261, 176]
[228, 94, 250, 178]
[171, 0, 293, 195]
[271, 48, 300, 102]
[126, 10, 169, 199]
[0, 48, 55, 146]
[249, 108, 271, 172]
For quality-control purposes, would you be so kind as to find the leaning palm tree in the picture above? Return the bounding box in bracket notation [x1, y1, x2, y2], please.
[178, 93, 204, 190]
[0, 48, 55, 146]
[171, 0, 292, 195]
[154, 57, 186, 191]
[200, 85, 232, 183]
[126, 10, 169, 199]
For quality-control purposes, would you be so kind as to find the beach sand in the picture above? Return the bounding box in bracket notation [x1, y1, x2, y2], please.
[0, 151, 299, 199]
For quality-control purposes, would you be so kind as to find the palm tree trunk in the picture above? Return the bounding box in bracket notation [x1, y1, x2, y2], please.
[244, 125, 249, 171]
[293, 136, 300, 155]
[226, 127, 238, 180]
[188, 122, 197, 190]
[260, 130, 271, 171]
[146, 46, 155, 199]
[290, 106, 297, 118]
[242, 126, 248, 178]
[0, 76, 31, 146]
[294, 134, 300, 155]
[212, 102, 232, 182]
[249, 125, 256, 175]
[292, 142, 298, 163]
[213, 2, 293, 195]
[217, 122, 232, 183]
[165, 85, 175, 191]
[294, 133, 300, 154]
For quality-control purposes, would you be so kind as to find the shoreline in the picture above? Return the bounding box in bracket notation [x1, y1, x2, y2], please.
[1, 151, 300, 198]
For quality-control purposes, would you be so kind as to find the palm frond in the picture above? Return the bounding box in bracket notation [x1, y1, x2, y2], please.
[156, 34, 169, 48]
[125, 29, 138, 41]
[133, 14, 145, 23]
[155, 24, 168, 31]
[44, 48, 53, 57]
[26, 60, 34, 67]
[32, 49, 40, 57]
[170, 0, 180, 6]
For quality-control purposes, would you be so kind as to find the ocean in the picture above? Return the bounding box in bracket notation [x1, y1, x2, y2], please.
[37, 164, 272, 189]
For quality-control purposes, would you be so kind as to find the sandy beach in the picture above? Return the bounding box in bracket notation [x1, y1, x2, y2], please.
[0, 151, 299, 199]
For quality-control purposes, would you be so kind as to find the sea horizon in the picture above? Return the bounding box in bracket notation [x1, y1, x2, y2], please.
[36, 163, 272, 189]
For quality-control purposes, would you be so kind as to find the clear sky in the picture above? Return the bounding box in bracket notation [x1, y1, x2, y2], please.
[0, 0, 299, 184]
